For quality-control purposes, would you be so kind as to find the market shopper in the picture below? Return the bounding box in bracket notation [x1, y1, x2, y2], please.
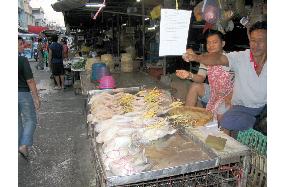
[176, 30, 234, 121]
[18, 36, 41, 160]
[35, 38, 44, 70]
[62, 40, 69, 60]
[43, 40, 49, 67]
[182, 21, 267, 136]
[48, 35, 65, 90]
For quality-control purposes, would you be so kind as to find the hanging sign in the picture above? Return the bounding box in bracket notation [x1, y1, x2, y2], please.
[159, 9, 192, 56]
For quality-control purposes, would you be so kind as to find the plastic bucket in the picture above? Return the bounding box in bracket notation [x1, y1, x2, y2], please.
[91, 63, 109, 81]
[99, 75, 116, 89]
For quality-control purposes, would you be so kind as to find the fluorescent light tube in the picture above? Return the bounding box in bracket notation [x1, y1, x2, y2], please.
[85, 3, 106, 8]
[147, 26, 156, 31]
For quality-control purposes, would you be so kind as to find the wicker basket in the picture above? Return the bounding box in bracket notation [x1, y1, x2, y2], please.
[121, 53, 133, 72]
[168, 106, 213, 127]
[101, 54, 114, 72]
[85, 58, 95, 72]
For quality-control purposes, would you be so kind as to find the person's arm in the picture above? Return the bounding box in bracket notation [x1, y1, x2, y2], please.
[191, 73, 206, 83]
[183, 49, 229, 66]
[176, 70, 206, 83]
[48, 48, 52, 68]
[62, 45, 65, 59]
[26, 79, 40, 110]
[66, 46, 69, 59]
[22, 57, 40, 110]
[224, 92, 233, 109]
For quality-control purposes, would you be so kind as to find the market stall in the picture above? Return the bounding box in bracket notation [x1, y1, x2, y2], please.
[62, 57, 87, 91]
[85, 86, 250, 187]
[50, 1, 266, 185]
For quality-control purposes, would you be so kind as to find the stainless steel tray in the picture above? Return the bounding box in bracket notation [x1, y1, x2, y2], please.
[86, 86, 143, 138]
[86, 86, 172, 138]
[87, 86, 143, 98]
[91, 128, 220, 186]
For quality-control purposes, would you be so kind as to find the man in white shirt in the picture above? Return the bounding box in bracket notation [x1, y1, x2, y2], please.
[182, 21, 267, 136]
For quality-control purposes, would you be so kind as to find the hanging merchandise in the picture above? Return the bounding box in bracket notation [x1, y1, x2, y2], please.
[202, 0, 221, 24]
[202, 22, 214, 33]
[203, 0, 236, 34]
[215, 8, 234, 34]
[193, 1, 204, 22]
[234, 0, 246, 17]
[247, 2, 267, 29]
[150, 5, 161, 20]
[215, 21, 226, 34]
[225, 20, 234, 32]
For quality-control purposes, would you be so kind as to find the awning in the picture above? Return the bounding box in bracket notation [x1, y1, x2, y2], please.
[18, 25, 29, 33]
[52, 0, 87, 12]
[28, 25, 49, 34]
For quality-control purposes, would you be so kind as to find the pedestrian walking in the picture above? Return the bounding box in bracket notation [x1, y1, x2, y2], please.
[18, 36, 41, 160]
[48, 35, 65, 90]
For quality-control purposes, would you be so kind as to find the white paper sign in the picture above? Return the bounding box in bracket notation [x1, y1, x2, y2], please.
[159, 9, 192, 56]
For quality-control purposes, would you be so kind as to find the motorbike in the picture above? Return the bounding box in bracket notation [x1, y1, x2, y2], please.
[34, 49, 38, 62]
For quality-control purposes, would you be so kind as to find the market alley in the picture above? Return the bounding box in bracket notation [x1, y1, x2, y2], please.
[18, 60, 96, 187]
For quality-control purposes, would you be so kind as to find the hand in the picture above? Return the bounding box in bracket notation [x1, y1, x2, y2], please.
[182, 48, 198, 62]
[34, 96, 41, 111]
[176, 70, 191, 79]
[224, 93, 232, 109]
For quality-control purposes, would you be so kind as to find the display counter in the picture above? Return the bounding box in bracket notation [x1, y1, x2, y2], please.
[85, 87, 250, 187]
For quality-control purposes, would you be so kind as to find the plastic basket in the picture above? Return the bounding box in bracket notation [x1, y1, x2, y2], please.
[237, 128, 267, 187]
[237, 128, 267, 155]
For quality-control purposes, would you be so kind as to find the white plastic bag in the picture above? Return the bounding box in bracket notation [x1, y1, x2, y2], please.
[202, 0, 221, 24]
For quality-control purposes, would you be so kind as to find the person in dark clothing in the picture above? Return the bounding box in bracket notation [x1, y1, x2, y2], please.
[48, 35, 65, 89]
[18, 36, 40, 160]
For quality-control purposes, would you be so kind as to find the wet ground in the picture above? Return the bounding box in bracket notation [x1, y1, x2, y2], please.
[18, 60, 96, 187]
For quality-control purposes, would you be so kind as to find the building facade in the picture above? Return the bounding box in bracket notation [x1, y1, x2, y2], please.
[18, 0, 35, 32]
[18, 0, 26, 31]
[32, 7, 47, 27]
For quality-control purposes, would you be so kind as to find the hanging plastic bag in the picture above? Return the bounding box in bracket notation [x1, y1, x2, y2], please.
[194, 1, 204, 22]
[202, 0, 221, 24]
